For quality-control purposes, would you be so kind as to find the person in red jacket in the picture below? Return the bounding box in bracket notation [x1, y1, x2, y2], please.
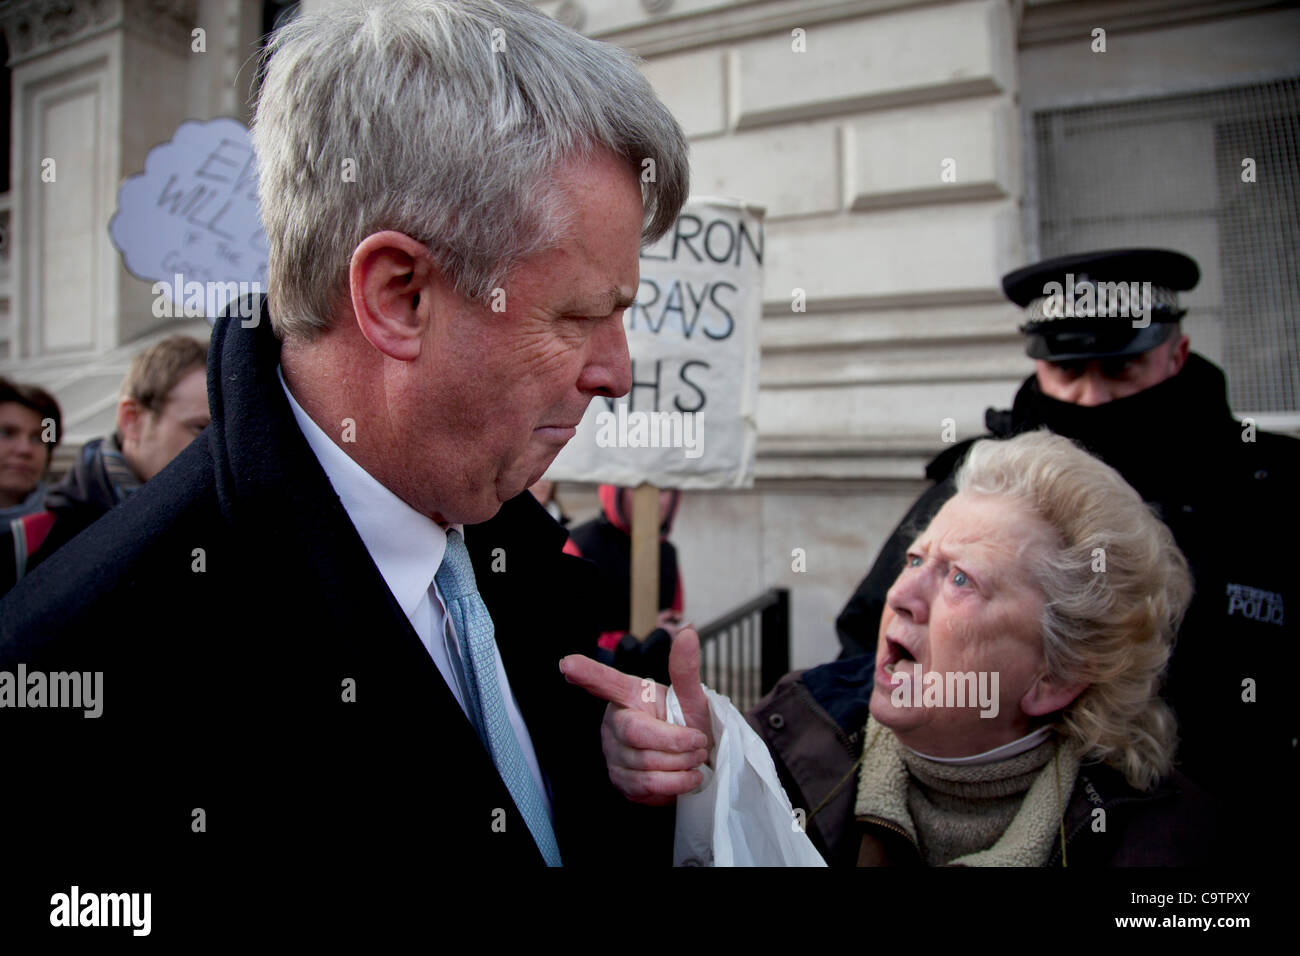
[564, 484, 684, 683]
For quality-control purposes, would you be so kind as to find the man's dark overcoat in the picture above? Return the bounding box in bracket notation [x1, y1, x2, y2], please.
[0, 300, 659, 878]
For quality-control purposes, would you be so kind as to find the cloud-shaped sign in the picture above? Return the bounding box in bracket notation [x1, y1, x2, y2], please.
[109, 117, 268, 318]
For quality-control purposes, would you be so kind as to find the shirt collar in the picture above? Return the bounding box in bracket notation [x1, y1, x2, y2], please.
[903, 725, 1055, 767]
[277, 365, 460, 619]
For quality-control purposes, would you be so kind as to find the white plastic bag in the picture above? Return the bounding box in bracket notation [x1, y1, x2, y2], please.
[666, 685, 827, 867]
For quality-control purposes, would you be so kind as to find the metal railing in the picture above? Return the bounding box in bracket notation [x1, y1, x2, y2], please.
[695, 588, 789, 714]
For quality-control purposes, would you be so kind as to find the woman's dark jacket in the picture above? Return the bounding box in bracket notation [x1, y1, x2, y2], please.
[747, 656, 1224, 866]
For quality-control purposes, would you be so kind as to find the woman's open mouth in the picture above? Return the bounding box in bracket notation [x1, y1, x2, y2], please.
[881, 635, 918, 677]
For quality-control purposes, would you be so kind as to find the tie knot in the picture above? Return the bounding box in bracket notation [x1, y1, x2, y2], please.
[435, 530, 478, 602]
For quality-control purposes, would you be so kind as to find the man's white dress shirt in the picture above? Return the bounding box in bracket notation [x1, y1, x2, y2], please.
[278, 367, 552, 818]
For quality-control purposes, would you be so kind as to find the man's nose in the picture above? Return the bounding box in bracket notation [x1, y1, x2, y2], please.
[578, 314, 633, 398]
[1075, 369, 1114, 407]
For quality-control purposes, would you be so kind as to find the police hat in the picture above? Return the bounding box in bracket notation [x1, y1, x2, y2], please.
[1002, 249, 1199, 361]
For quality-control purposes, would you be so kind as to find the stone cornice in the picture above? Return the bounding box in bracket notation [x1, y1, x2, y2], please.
[540, 0, 1290, 58]
[554, 0, 950, 58]
[0, 0, 196, 66]
[1018, 0, 1291, 45]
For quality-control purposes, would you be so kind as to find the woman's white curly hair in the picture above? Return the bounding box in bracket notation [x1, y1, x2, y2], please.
[955, 429, 1192, 791]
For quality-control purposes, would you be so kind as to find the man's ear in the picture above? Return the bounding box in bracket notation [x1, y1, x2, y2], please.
[1168, 332, 1190, 376]
[117, 396, 143, 448]
[1021, 671, 1089, 718]
[116, 396, 151, 479]
[348, 231, 438, 362]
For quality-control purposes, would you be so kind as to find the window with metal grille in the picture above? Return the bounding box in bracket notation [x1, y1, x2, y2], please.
[1032, 77, 1300, 419]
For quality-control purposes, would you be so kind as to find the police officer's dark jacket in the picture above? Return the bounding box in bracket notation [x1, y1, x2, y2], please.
[834, 353, 1297, 855]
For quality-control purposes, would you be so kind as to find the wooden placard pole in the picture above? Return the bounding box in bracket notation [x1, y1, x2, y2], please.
[628, 482, 660, 641]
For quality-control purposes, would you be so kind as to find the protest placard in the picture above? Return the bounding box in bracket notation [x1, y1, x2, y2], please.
[546, 197, 764, 489]
[109, 117, 266, 320]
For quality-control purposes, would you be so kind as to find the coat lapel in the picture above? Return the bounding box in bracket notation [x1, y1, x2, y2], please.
[208, 303, 550, 862]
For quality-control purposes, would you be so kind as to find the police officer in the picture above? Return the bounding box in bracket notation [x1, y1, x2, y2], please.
[836, 248, 1297, 853]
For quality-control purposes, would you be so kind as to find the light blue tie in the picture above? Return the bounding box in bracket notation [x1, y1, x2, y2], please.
[436, 530, 563, 867]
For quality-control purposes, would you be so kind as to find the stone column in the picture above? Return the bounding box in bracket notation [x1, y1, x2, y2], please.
[1, 0, 198, 360]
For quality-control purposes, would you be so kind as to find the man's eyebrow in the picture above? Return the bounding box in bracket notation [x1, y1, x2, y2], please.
[567, 287, 635, 315]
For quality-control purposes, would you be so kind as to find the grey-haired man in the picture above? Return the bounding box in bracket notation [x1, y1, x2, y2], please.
[1, 0, 690, 879]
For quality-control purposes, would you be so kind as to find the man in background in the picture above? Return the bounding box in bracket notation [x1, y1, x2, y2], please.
[0, 335, 208, 594]
[565, 484, 685, 683]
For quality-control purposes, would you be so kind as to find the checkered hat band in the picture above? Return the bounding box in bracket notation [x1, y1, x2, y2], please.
[1023, 284, 1181, 322]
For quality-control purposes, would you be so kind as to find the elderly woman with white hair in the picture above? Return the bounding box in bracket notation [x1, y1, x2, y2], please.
[562, 430, 1218, 866]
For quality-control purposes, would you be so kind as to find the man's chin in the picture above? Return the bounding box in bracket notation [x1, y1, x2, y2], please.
[452, 498, 507, 527]
[519, 451, 564, 493]
[429, 485, 510, 528]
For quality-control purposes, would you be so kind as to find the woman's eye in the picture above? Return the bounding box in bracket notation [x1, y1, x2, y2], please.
[952, 569, 970, 587]
[906, 554, 922, 568]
